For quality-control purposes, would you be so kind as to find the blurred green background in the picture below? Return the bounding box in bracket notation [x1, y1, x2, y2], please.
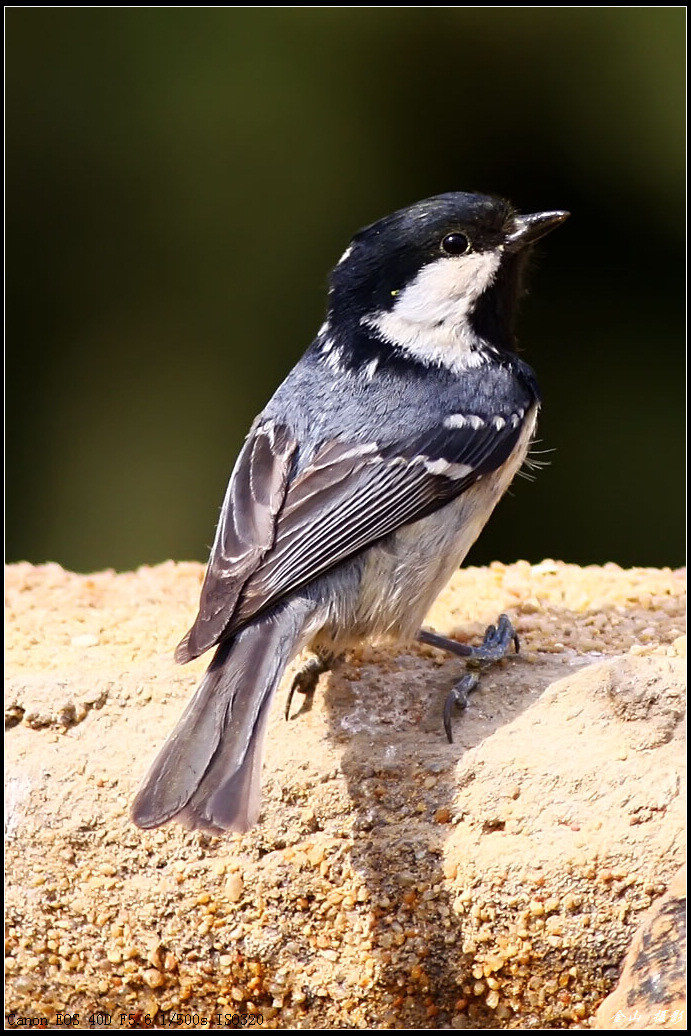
[6, 8, 685, 573]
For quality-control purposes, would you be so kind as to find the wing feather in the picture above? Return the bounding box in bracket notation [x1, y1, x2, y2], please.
[230, 416, 523, 628]
[176, 421, 298, 662]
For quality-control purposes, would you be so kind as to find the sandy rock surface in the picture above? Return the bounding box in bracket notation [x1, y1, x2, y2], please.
[594, 866, 686, 1029]
[4, 560, 686, 1029]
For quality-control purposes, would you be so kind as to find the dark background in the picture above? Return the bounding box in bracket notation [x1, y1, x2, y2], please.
[6, 8, 685, 573]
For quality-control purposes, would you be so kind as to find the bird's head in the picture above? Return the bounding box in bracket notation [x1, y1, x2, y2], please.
[325, 192, 568, 368]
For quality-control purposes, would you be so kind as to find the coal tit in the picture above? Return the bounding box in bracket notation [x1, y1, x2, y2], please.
[132, 191, 568, 834]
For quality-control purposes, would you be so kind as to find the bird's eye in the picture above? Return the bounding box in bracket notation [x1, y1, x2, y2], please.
[441, 232, 470, 256]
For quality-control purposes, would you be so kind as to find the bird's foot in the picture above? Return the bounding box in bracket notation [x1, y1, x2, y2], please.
[285, 653, 337, 720]
[418, 614, 520, 743]
[465, 613, 520, 668]
[419, 613, 519, 665]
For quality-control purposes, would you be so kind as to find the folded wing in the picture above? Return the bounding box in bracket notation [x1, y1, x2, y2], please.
[178, 409, 528, 661]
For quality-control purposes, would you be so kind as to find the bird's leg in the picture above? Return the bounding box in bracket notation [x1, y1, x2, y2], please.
[418, 614, 520, 743]
[284, 651, 341, 721]
[419, 613, 520, 663]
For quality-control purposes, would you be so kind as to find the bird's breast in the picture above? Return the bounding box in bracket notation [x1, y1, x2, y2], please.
[317, 403, 538, 650]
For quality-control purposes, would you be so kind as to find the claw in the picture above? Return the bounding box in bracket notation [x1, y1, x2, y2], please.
[284, 654, 336, 721]
[443, 674, 479, 743]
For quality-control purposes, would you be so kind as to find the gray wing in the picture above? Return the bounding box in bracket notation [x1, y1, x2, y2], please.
[176, 420, 298, 661]
[178, 410, 528, 661]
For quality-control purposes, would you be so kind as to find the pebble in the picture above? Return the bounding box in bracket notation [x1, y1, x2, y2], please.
[218, 872, 243, 906]
[70, 633, 100, 648]
[142, 968, 165, 989]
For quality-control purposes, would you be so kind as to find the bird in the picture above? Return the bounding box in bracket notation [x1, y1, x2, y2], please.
[131, 191, 568, 835]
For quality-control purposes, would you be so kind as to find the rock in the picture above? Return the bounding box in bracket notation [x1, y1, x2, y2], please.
[4, 560, 686, 1028]
[594, 867, 686, 1030]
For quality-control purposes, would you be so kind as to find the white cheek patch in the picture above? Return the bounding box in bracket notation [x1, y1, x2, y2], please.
[362, 250, 501, 371]
[390, 250, 501, 324]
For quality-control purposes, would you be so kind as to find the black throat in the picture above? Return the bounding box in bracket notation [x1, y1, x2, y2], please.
[468, 250, 529, 355]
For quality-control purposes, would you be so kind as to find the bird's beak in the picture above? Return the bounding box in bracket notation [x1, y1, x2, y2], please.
[505, 210, 570, 250]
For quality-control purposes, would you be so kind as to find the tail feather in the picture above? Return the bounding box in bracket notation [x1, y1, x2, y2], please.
[131, 599, 316, 833]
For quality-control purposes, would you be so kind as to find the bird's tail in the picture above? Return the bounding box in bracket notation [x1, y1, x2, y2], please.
[131, 598, 317, 834]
